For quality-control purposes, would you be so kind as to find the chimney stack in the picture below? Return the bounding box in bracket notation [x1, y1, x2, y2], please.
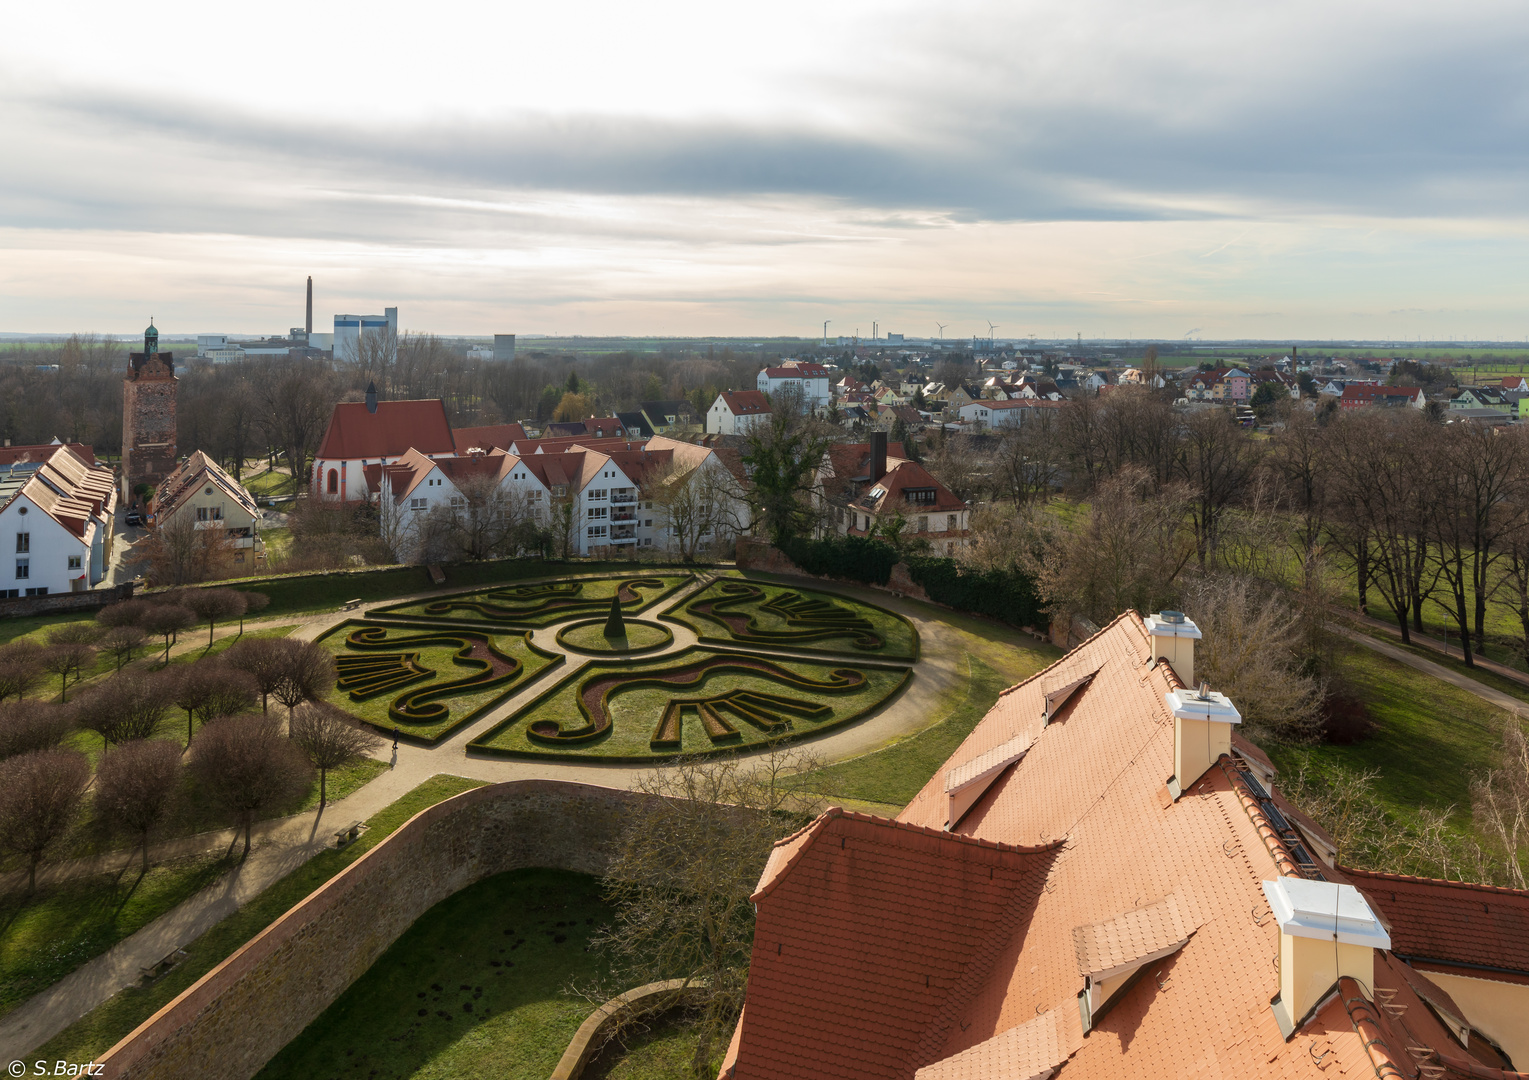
[365, 382, 378, 414]
[1148, 612, 1244, 798]
[305, 276, 313, 336]
[869, 430, 887, 484]
[1146, 610, 1199, 687]
[1262, 878, 1388, 1037]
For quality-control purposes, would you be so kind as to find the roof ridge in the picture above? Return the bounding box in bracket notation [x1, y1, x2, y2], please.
[1339, 865, 1529, 899]
[995, 610, 1147, 700]
[1219, 757, 1302, 879]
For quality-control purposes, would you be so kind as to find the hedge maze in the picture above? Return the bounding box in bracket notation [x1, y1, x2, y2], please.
[666, 579, 918, 659]
[316, 621, 562, 743]
[323, 572, 920, 759]
[368, 575, 691, 628]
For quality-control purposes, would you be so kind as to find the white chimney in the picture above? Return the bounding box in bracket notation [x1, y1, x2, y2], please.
[1165, 683, 1240, 799]
[1145, 610, 1200, 688]
[1262, 878, 1389, 1037]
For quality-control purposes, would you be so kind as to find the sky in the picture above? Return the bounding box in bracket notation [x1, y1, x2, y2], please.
[2, 0, 1528, 341]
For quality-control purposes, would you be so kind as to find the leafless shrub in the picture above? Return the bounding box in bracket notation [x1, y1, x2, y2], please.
[1471, 721, 1529, 889]
[74, 669, 176, 749]
[41, 642, 97, 703]
[238, 591, 270, 632]
[224, 637, 285, 714]
[169, 660, 259, 745]
[94, 738, 183, 871]
[0, 748, 91, 890]
[269, 639, 336, 722]
[189, 713, 313, 856]
[0, 640, 45, 701]
[95, 598, 153, 629]
[288, 701, 382, 807]
[183, 588, 247, 646]
[0, 699, 72, 759]
[140, 605, 196, 664]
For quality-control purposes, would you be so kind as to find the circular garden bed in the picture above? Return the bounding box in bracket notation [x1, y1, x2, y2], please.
[556, 619, 674, 656]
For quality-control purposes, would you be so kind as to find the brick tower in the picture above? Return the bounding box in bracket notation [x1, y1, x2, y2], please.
[122, 319, 178, 505]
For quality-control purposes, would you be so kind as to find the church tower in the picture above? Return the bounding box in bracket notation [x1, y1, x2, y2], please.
[122, 319, 178, 505]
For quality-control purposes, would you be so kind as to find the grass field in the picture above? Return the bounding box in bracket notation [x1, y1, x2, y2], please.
[800, 655, 1009, 809]
[316, 621, 562, 743]
[0, 850, 234, 1021]
[256, 868, 614, 1080]
[370, 573, 692, 628]
[1264, 644, 1516, 834]
[31, 775, 487, 1067]
[664, 577, 919, 660]
[470, 646, 910, 760]
[585, 1012, 721, 1080]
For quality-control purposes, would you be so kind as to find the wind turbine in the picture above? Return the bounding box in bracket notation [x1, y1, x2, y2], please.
[987, 321, 1000, 344]
[936, 322, 947, 341]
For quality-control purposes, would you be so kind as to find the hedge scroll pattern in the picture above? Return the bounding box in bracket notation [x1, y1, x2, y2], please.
[370, 575, 689, 627]
[335, 625, 528, 726]
[526, 653, 866, 747]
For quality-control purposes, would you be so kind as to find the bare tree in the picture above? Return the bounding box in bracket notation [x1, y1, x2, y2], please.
[238, 590, 270, 634]
[96, 598, 152, 629]
[1472, 721, 1529, 889]
[590, 749, 820, 1077]
[0, 699, 72, 759]
[95, 738, 183, 871]
[101, 625, 148, 671]
[141, 604, 196, 665]
[0, 640, 45, 701]
[646, 459, 747, 562]
[269, 639, 336, 723]
[183, 588, 248, 646]
[994, 412, 1064, 505]
[253, 356, 335, 492]
[224, 637, 285, 714]
[170, 660, 256, 745]
[448, 472, 535, 560]
[1173, 409, 1256, 569]
[0, 748, 91, 890]
[189, 713, 312, 856]
[288, 701, 382, 807]
[41, 642, 96, 703]
[75, 670, 176, 749]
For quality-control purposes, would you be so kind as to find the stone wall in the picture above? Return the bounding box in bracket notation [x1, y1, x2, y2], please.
[97, 780, 657, 1080]
[122, 364, 177, 500]
[0, 581, 136, 619]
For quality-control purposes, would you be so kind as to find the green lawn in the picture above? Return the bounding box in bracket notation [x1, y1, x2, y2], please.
[664, 578, 919, 660]
[316, 621, 563, 743]
[585, 1012, 722, 1080]
[256, 869, 614, 1080]
[470, 646, 911, 761]
[244, 468, 295, 497]
[558, 620, 672, 654]
[800, 655, 1009, 808]
[31, 775, 488, 1067]
[1263, 645, 1518, 831]
[0, 850, 235, 1020]
[370, 574, 693, 628]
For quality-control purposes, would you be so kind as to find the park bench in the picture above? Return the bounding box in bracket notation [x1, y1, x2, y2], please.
[427, 564, 446, 585]
[139, 948, 188, 982]
[334, 821, 367, 848]
[342, 598, 363, 611]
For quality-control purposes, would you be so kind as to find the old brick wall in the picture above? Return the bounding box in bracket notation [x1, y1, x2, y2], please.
[123, 366, 177, 498]
[0, 582, 135, 620]
[98, 780, 657, 1080]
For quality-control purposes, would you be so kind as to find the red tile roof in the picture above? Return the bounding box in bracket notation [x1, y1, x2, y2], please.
[452, 422, 529, 453]
[725, 611, 1525, 1080]
[855, 460, 965, 515]
[719, 390, 771, 415]
[1342, 867, 1529, 976]
[316, 399, 454, 460]
[0, 442, 95, 465]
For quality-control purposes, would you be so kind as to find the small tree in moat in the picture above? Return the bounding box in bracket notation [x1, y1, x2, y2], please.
[289, 702, 382, 808]
[0, 748, 91, 890]
[95, 738, 183, 871]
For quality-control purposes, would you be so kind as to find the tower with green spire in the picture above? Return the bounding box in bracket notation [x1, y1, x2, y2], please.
[143, 318, 158, 359]
[123, 316, 178, 504]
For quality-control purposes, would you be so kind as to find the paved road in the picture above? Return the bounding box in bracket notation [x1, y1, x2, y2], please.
[1337, 625, 1525, 718]
[1341, 608, 1529, 692]
[0, 567, 1009, 1060]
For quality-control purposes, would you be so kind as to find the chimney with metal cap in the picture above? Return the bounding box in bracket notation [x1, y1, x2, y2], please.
[1261, 877, 1389, 1037]
[1148, 611, 1242, 798]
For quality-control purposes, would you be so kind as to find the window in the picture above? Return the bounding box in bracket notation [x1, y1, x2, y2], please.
[15, 533, 28, 553]
[529, 489, 542, 501]
[197, 507, 209, 521]
[327, 469, 338, 494]
[947, 514, 958, 531]
[589, 489, 607, 500]
[15, 560, 28, 579]
[24, 587, 46, 597]
[644, 519, 652, 527]
[450, 496, 465, 509]
[588, 506, 607, 520]
[587, 525, 607, 539]
[68, 555, 82, 570]
[410, 497, 427, 512]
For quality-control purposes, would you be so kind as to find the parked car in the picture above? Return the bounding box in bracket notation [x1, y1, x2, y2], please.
[125, 510, 141, 526]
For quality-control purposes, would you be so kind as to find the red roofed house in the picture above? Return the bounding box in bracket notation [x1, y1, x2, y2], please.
[758, 360, 832, 411]
[707, 391, 773, 436]
[152, 450, 263, 569]
[451, 422, 530, 454]
[818, 432, 969, 555]
[1340, 384, 1427, 410]
[312, 385, 456, 502]
[0, 444, 118, 596]
[1501, 376, 1529, 392]
[722, 610, 1529, 1079]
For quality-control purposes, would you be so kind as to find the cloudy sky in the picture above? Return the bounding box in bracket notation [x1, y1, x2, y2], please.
[2, 0, 1527, 340]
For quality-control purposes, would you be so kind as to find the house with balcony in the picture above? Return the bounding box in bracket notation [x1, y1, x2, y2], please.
[152, 451, 264, 569]
[0, 443, 117, 596]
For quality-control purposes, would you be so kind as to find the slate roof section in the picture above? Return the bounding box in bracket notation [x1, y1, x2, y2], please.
[316, 399, 455, 460]
[1342, 867, 1529, 976]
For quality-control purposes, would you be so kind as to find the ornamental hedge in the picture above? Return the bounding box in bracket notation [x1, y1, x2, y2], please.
[778, 536, 1046, 630]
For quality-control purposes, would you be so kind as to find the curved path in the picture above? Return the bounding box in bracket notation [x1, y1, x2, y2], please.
[1, 567, 1031, 1061]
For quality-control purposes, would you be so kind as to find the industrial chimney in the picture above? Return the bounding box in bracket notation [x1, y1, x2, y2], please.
[306, 276, 313, 336]
[869, 430, 887, 484]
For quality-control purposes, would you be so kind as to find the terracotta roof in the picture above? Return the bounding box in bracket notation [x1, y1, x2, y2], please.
[725, 611, 1521, 1080]
[854, 461, 965, 515]
[1343, 867, 1529, 976]
[452, 422, 528, 453]
[719, 390, 771, 416]
[154, 450, 258, 521]
[0, 442, 95, 465]
[316, 399, 454, 460]
[761, 365, 829, 379]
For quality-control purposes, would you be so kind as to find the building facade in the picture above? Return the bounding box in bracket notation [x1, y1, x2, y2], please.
[122, 321, 178, 505]
[0, 445, 117, 595]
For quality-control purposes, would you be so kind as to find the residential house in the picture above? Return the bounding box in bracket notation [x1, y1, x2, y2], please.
[957, 398, 1064, 429]
[638, 400, 700, 434]
[312, 387, 456, 501]
[721, 610, 1529, 1079]
[615, 411, 655, 439]
[0, 444, 117, 595]
[1499, 376, 1529, 392]
[1118, 367, 1166, 389]
[944, 384, 985, 415]
[1249, 367, 1301, 400]
[707, 390, 773, 436]
[1184, 367, 1252, 403]
[1014, 376, 1065, 400]
[152, 450, 264, 569]
[817, 432, 968, 554]
[757, 361, 832, 411]
[1451, 387, 1512, 413]
[451, 423, 530, 453]
[1340, 384, 1426, 410]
